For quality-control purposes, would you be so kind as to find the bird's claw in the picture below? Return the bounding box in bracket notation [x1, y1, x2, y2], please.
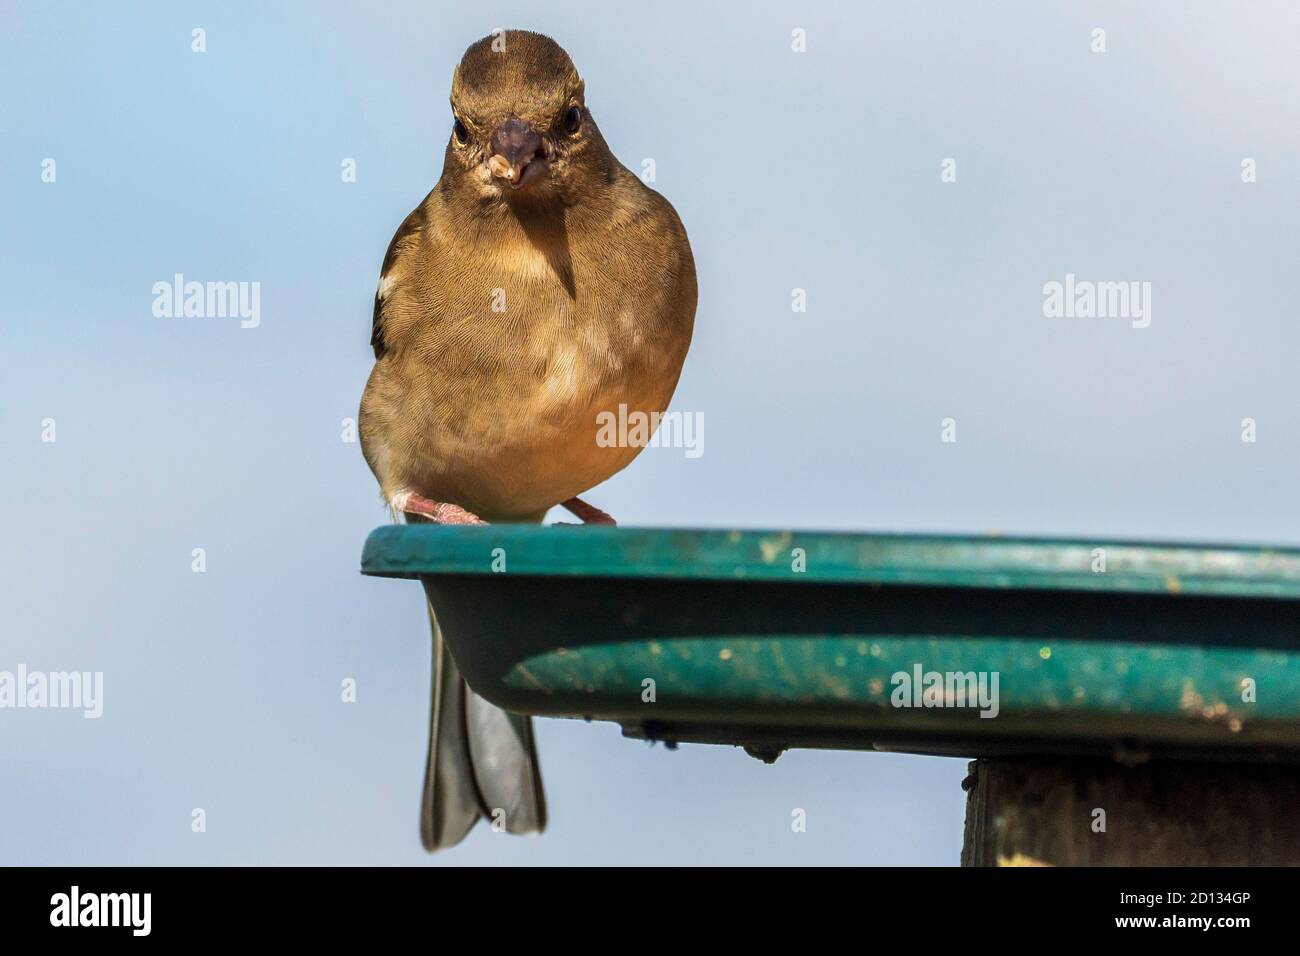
[560, 497, 617, 526]
[393, 492, 488, 525]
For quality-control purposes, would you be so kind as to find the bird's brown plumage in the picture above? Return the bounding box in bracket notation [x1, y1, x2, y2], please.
[361, 30, 696, 522]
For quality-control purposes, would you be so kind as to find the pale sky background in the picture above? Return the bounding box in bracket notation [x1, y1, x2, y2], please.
[1, 1, 1298, 864]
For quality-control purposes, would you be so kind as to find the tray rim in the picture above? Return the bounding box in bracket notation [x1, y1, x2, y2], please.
[361, 524, 1300, 599]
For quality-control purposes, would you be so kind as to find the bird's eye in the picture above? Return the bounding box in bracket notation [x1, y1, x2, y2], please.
[452, 117, 469, 145]
[562, 106, 582, 135]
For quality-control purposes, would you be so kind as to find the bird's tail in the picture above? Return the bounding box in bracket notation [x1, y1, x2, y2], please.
[421, 603, 546, 851]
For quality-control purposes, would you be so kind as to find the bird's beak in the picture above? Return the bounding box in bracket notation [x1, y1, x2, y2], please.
[486, 117, 546, 189]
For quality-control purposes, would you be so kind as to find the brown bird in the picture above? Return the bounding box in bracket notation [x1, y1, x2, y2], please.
[359, 30, 697, 850]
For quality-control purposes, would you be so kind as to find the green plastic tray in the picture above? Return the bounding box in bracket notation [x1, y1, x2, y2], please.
[361, 526, 1300, 762]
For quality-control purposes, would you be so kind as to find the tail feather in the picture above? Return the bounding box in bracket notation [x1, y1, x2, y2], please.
[421, 605, 546, 851]
[465, 690, 547, 834]
[420, 607, 480, 850]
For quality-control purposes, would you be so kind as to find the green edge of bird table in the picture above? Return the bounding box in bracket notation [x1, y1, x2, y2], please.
[361, 525, 1300, 761]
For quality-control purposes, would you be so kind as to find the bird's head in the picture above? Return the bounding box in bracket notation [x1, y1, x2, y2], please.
[443, 31, 609, 205]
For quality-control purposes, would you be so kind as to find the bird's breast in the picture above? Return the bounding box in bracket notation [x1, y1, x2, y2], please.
[363, 197, 693, 519]
[384, 296, 681, 519]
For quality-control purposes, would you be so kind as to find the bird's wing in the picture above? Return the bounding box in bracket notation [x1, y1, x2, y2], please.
[370, 199, 429, 359]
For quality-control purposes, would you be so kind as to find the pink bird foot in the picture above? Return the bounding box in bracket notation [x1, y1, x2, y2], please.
[560, 496, 617, 526]
[394, 492, 487, 525]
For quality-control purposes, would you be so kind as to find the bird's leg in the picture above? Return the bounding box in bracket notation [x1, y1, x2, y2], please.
[560, 496, 617, 526]
[393, 491, 488, 525]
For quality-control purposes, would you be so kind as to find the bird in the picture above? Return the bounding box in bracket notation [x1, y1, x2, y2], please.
[358, 29, 697, 850]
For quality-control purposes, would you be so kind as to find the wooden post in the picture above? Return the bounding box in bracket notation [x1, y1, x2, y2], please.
[961, 757, 1300, 866]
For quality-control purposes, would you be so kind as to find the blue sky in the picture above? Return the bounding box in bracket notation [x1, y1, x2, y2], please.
[1, 1, 1298, 864]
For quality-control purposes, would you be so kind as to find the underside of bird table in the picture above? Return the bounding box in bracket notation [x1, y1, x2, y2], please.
[362, 525, 1300, 863]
